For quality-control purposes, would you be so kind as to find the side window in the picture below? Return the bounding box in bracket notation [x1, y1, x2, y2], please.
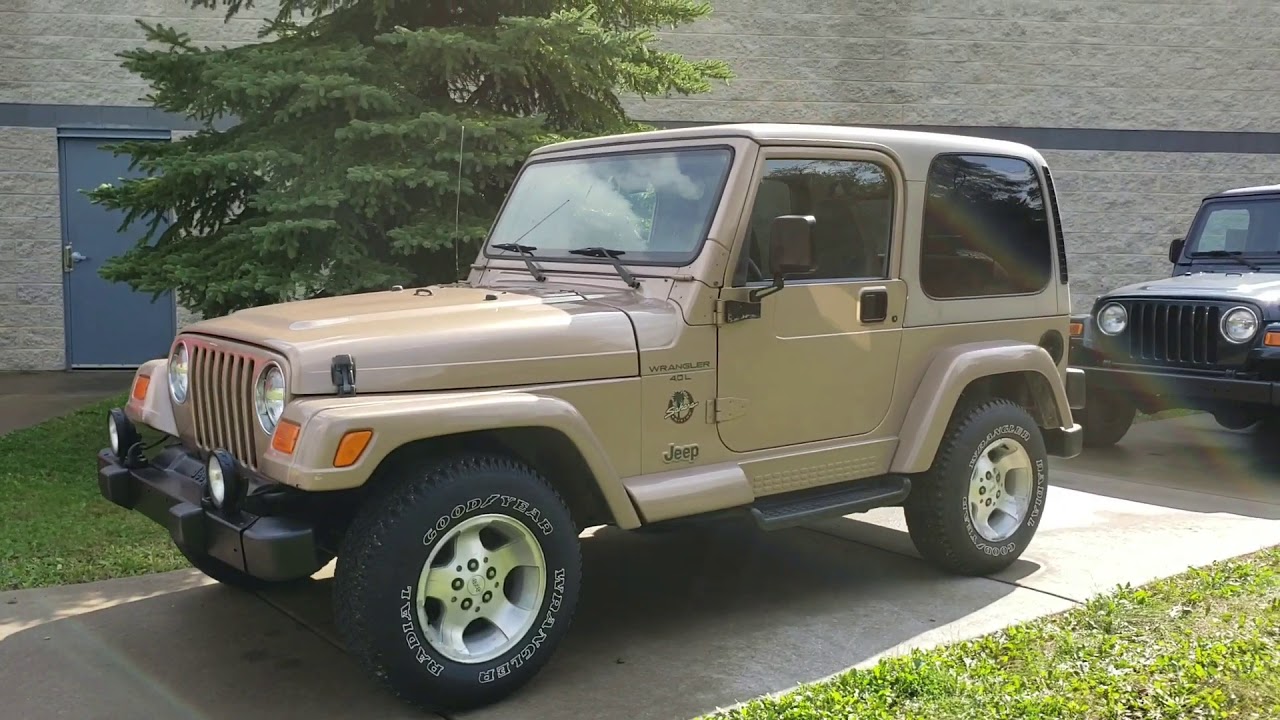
[920, 154, 1052, 299]
[735, 158, 893, 285]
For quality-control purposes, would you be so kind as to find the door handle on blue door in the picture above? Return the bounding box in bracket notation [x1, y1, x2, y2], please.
[859, 287, 889, 323]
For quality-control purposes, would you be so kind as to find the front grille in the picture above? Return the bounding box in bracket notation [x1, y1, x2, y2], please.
[1124, 300, 1220, 367]
[190, 342, 261, 469]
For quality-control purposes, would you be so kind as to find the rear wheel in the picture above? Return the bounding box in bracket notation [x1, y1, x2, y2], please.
[334, 453, 582, 714]
[904, 399, 1049, 576]
[1081, 389, 1136, 448]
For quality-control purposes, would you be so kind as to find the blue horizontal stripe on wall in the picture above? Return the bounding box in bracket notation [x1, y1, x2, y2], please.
[2, 102, 1280, 154]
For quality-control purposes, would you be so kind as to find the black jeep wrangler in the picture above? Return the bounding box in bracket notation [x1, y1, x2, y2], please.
[1070, 183, 1280, 447]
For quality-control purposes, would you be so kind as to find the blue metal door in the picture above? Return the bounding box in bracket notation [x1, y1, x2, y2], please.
[60, 131, 176, 368]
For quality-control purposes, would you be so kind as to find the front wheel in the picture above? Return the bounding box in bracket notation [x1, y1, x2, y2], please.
[334, 454, 582, 714]
[904, 399, 1050, 576]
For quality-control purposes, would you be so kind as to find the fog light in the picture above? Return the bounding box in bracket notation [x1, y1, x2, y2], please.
[206, 449, 242, 512]
[108, 408, 140, 459]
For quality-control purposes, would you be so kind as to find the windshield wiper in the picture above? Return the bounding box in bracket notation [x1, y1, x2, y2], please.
[567, 246, 640, 288]
[1188, 249, 1262, 271]
[491, 242, 547, 282]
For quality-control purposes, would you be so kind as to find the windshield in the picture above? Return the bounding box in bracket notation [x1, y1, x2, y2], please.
[485, 146, 734, 265]
[1186, 198, 1280, 258]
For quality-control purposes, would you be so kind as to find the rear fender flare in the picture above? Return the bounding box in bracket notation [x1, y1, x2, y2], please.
[890, 341, 1074, 474]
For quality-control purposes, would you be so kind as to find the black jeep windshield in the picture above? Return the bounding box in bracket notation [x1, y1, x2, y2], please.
[1186, 197, 1280, 260]
[485, 146, 733, 265]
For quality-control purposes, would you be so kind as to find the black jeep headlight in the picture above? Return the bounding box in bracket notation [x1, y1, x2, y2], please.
[206, 449, 242, 511]
[108, 408, 139, 458]
[1221, 306, 1259, 344]
[1098, 302, 1128, 336]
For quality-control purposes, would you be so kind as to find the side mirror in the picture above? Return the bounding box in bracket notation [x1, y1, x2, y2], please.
[768, 214, 818, 278]
[1168, 237, 1185, 264]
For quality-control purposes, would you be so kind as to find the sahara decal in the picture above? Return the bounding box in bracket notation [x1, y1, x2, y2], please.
[664, 390, 698, 424]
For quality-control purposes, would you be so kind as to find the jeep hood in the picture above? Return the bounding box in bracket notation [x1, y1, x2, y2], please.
[182, 284, 653, 395]
[1102, 272, 1280, 306]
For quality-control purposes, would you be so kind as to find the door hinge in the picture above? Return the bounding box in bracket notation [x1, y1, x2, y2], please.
[714, 299, 761, 325]
[706, 397, 749, 423]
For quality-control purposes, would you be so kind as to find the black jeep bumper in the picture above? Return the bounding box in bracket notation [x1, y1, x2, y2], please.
[1080, 365, 1280, 408]
[97, 446, 323, 582]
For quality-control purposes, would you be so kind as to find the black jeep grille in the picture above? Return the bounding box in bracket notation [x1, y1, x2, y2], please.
[1123, 300, 1221, 367]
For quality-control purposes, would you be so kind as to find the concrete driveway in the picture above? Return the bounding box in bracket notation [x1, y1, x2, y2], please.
[3, 414, 1279, 720]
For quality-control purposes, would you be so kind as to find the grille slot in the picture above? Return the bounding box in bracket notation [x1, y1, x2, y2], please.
[190, 343, 260, 469]
[1125, 300, 1220, 367]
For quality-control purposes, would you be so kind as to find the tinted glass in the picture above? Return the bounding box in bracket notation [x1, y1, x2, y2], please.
[486, 147, 733, 265]
[921, 154, 1052, 298]
[735, 158, 893, 284]
[1187, 199, 1280, 255]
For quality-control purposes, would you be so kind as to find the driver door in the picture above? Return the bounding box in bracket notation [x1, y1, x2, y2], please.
[715, 148, 906, 453]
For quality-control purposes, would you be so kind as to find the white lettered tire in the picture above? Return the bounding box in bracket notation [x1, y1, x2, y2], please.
[904, 399, 1049, 576]
[334, 454, 581, 713]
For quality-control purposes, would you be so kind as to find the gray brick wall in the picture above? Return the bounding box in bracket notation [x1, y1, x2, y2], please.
[632, 0, 1280, 132]
[1046, 150, 1280, 312]
[0, 127, 63, 370]
[0, 0, 279, 106]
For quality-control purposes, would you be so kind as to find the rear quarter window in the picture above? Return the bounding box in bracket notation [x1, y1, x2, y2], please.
[920, 154, 1054, 299]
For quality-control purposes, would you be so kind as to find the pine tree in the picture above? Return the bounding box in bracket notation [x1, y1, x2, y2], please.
[88, 0, 731, 317]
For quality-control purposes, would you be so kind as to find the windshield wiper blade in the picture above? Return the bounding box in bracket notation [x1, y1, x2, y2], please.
[491, 242, 547, 282]
[1188, 250, 1262, 271]
[567, 246, 640, 288]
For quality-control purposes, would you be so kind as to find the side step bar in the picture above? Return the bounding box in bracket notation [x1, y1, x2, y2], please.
[749, 476, 912, 531]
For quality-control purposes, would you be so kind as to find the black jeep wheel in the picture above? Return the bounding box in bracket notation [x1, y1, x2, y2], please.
[1081, 390, 1136, 448]
[334, 454, 582, 714]
[904, 399, 1050, 576]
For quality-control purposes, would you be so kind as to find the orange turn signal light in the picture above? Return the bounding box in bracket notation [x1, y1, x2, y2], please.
[131, 374, 151, 401]
[1069, 321, 1084, 337]
[1265, 331, 1280, 347]
[334, 430, 373, 468]
[271, 420, 301, 455]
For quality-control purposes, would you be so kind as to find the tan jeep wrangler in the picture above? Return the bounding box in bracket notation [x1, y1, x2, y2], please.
[98, 122, 1084, 713]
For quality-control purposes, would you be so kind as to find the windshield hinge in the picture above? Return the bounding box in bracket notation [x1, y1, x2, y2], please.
[331, 354, 357, 396]
[707, 397, 749, 423]
[715, 299, 761, 324]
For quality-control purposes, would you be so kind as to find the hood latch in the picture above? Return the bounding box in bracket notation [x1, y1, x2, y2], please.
[331, 354, 357, 396]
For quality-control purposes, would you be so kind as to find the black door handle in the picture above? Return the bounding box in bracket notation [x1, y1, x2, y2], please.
[859, 288, 889, 323]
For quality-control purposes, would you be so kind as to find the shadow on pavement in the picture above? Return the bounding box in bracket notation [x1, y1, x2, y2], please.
[275, 518, 1039, 720]
[1057, 415, 1280, 520]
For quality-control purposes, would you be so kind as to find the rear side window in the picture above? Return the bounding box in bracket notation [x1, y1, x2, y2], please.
[920, 154, 1053, 299]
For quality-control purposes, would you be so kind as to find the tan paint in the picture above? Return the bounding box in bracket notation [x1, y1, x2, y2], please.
[890, 340, 1073, 474]
[118, 122, 1080, 531]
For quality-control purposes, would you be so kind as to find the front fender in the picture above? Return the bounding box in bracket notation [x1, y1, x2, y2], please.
[123, 358, 179, 437]
[890, 340, 1077, 474]
[260, 390, 641, 528]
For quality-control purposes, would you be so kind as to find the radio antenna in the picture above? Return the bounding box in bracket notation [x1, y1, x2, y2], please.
[453, 123, 465, 279]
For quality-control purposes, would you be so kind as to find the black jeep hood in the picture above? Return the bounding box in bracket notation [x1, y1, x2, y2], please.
[1104, 272, 1280, 307]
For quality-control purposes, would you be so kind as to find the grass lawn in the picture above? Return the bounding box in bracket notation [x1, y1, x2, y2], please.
[0, 393, 185, 591]
[705, 546, 1280, 720]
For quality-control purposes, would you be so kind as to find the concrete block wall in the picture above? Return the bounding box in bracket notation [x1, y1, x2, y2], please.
[0, 1, 275, 370]
[1044, 151, 1280, 311]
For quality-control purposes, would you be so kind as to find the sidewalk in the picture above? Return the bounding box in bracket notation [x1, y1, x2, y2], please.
[0, 370, 131, 436]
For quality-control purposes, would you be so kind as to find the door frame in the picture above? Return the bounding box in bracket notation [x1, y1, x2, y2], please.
[58, 127, 176, 369]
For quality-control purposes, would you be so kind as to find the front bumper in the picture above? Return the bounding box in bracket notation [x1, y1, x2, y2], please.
[1079, 365, 1280, 408]
[97, 446, 324, 582]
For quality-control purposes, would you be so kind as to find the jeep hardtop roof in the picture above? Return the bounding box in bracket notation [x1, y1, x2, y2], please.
[529, 122, 1049, 182]
[1204, 184, 1280, 201]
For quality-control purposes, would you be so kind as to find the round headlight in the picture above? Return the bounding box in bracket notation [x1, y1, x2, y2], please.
[1098, 302, 1128, 336]
[207, 454, 227, 508]
[255, 364, 286, 433]
[169, 342, 190, 404]
[108, 415, 120, 455]
[1221, 307, 1259, 344]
